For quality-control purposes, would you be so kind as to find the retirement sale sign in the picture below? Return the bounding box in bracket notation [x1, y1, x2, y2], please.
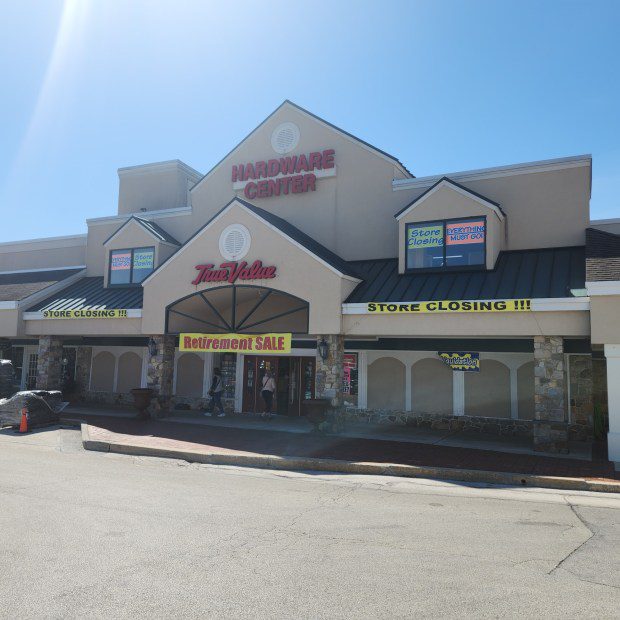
[366, 299, 531, 313]
[180, 333, 291, 354]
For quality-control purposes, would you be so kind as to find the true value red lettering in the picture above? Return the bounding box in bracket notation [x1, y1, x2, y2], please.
[191, 260, 277, 285]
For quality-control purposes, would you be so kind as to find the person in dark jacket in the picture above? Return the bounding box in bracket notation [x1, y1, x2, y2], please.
[204, 367, 225, 417]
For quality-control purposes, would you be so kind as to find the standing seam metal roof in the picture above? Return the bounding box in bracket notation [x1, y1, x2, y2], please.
[27, 277, 143, 311]
[344, 246, 585, 303]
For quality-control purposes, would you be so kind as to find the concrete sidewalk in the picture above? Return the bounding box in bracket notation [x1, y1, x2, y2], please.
[77, 415, 620, 493]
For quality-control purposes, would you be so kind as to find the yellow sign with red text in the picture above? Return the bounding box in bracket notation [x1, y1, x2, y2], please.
[180, 333, 292, 354]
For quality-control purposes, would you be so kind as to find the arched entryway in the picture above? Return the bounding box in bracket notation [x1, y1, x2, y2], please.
[166, 285, 313, 416]
[165, 285, 309, 335]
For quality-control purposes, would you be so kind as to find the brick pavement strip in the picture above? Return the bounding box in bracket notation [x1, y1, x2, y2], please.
[81, 422, 620, 494]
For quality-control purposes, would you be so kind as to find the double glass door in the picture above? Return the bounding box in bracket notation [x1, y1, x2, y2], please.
[242, 355, 315, 416]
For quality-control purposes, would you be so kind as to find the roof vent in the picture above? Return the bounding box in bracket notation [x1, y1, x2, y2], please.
[271, 122, 300, 154]
[219, 224, 251, 261]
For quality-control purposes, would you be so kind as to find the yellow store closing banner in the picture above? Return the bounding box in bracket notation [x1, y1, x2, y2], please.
[180, 333, 292, 354]
[367, 299, 531, 313]
[42, 309, 129, 319]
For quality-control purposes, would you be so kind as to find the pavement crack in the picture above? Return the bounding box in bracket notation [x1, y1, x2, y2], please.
[548, 503, 595, 575]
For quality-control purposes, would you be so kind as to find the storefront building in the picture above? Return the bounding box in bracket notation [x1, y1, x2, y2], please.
[1, 101, 619, 466]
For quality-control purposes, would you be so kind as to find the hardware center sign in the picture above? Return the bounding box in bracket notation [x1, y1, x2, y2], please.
[231, 150, 336, 199]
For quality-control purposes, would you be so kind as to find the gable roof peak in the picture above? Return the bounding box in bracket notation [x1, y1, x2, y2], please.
[394, 176, 505, 221]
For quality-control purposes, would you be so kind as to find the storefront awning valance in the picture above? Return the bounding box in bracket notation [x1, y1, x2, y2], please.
[345, 246, 585, 303]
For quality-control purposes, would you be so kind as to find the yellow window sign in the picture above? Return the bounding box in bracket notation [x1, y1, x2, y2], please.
[42, 309, 129, 319]
[180, 333, 292, 354]
[367, 299, 531, 313]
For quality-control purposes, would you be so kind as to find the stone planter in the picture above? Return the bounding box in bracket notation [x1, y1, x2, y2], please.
[131, 388, 153, 420]
[302, 398, 330, 433]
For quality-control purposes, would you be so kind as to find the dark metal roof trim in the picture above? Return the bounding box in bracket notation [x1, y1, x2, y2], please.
[103, 216, 180, 246]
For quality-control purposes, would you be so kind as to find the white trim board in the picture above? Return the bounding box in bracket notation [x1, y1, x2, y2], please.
[118, 159, 202, 180]
[0, 234, 87, 248]
[586, 281, 620, 296]
[392, 154, 592, 192]
[87, 206, 193, 226]
[0, 265, 85, 275]
[23, 309, 143, 320]
[342, 297, 590, 314]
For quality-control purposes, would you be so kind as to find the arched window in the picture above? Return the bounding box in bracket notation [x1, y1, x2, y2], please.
[411, 358, 453, 415]
[465, 360, 511, 418]
[166, 285, 309, 334]
[116, 352, 142, 393]
[367, 357, 405, 410]
[176, 353, 205, 398]
[91, 351, 115, 392]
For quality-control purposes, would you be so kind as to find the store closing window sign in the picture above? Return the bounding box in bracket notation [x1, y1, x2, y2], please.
[406, 218, 486, 269]
[366, 299, 531, 313]
[180, 333, 292, 354]
[231, 150, 335, 199]
[438, 352, 480, 372]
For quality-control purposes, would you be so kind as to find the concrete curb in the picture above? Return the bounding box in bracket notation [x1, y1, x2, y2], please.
[80, 424, 620, 493]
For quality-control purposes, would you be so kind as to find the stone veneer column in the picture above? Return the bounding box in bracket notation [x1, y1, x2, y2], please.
[146, 335, 175, 417]
[75, 346, 93, 399]
[35, 336, 64, 391]
[533, 335, 568, 453]
[315, 335, 344, 407]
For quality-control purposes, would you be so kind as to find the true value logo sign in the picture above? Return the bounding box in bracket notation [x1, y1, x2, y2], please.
[231, 149, 336, 199]
[191, 260, 277, 285]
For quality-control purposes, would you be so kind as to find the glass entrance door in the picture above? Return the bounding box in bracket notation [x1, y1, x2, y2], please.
[242, 356, 315, 416]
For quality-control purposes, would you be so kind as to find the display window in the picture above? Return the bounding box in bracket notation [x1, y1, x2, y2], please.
[406, 216, 486, 271]
[109, 247, 154, 285]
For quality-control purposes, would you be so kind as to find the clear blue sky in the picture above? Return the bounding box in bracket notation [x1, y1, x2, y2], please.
[1, 0, 619, 241]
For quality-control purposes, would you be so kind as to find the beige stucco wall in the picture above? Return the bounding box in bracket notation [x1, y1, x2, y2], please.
[397, 185, 504, 272]
[396, 164, 590, 251]
[0, 310, 20, 337]
[0, 237, 86, 272]
[142, 202, 359, 335]
[590, 296, 620, 344]
[118, 162, 199, 215]
[102, 220, 170, 287]
[343, 311, 590, 338]
[189, 104, 410, 262]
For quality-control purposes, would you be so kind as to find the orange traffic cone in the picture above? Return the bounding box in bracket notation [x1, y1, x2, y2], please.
[18, 408, 28, 433]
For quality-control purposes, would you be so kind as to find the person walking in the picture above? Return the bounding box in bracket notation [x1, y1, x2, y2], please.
[260, 369, 276, 419]
[204, 367, 225, 417]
